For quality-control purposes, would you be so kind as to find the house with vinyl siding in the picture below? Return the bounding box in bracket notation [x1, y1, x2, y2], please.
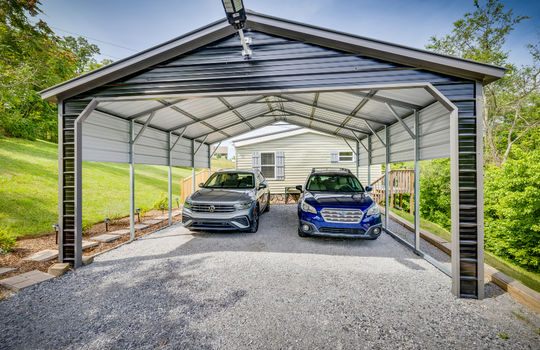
[233, 128, 382, 197]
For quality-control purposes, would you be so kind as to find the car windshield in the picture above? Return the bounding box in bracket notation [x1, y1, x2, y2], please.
[306, 174, 364, 192]
[204, 172, 254, 189]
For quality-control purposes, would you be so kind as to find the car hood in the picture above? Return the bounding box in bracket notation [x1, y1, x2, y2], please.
[190, 188, 254, 203]
[304, 191, 374, 210]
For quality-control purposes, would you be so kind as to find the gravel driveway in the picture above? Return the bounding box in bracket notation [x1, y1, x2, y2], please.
[1, 205, 538, 349]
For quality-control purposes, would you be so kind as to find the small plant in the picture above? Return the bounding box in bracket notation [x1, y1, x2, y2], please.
[497, 333, 508, 340]
[82, 221, 93, 235]
[152, 193, 169, 211]
[0, 228, 17, 254]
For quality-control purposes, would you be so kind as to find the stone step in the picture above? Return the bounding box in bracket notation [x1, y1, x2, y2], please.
[0, 270, 55, 291]
[172, 211, 181, 216]
[154, 216, 169, 220]
[110, 229, 130, 236]
[134, 224, 149, 230]
[0, 267, 16, 277]
[24, 249, 58, 262]
[82, 240, 99, 250]
[91, 234, 120, 243]
[142, 219, 161, 225]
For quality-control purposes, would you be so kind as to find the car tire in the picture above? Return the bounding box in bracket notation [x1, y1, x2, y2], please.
[249, 208, 259, 233]
[264, 194, 270, 212]
[298, 227, 307, 237]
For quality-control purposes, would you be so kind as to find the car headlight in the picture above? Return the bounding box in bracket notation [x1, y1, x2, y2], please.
[234, 201, 253, 210]
[301, 200, 317, 214]
[184, 198, 192, 209]
[366, 204, 380, 216]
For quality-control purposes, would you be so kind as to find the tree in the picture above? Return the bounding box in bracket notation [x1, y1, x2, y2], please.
[0, 0, 111, 141]
[426, 0, 539, 166]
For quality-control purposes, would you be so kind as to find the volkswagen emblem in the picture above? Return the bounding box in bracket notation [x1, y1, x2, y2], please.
[208, 205, 215, 212]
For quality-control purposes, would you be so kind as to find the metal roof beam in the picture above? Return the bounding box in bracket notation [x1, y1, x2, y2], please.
[191, 110, 274, 140]
[126, 99, 185, 120]
[348, 91, 422, 110]
[335, 89, 377, 133]
[278, 95, 385, 125]
[385, 103, 416, 139]
[279, 117, 358, 141]
[343, 137, 357, 156]
[278, 109, 371, 136]
[164, 96, 264, 132]
[363, 120, 385, 147]
[218, 97, 254, 129]
[157, 100, 231, 138]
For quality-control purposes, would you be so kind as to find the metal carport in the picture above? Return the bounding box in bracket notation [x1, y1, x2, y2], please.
[39, 11, 505, 299]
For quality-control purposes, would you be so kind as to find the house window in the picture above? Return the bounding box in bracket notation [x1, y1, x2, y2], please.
[339, 151, 354, 162]
[260, 152, 276, 179]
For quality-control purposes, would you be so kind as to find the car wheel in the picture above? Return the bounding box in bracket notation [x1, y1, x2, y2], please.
[249, 208, 259, 233]
[298, 227, 307, 237]
[264, 193, 270, 212]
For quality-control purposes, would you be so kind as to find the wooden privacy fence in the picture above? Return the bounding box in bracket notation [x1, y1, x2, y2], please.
[180, 169, 210, 203]
[370, 169, 415, 214]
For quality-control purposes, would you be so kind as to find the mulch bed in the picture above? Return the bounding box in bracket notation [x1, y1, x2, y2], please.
[0, 208, 182, 299]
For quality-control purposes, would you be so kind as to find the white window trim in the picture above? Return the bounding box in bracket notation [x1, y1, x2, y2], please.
[260, 151, 277, 180]
[338, 151, 355, 163]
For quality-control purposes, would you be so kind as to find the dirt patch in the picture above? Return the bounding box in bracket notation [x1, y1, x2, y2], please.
[0, 208, 182, 299]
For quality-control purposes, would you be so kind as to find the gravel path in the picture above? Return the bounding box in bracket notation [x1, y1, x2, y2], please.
[1, 205, 538, 349]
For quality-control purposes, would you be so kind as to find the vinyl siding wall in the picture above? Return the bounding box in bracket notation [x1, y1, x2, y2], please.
[235, 132, 382, 194]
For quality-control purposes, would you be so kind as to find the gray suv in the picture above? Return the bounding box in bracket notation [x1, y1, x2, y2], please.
[182, 169, 270, 232]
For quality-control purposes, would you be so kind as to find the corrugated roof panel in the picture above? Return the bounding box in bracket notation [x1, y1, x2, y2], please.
[98, 100, 162, 117]
[175, 97, 226, 118]
[376, 88, 435, 107]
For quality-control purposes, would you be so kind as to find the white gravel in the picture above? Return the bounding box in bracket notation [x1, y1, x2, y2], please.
[1, 205, 538, 349]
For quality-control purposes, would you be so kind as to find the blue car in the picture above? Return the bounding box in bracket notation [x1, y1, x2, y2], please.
[296, 168, 382, 239]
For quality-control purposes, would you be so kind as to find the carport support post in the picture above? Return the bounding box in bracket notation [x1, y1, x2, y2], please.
[414, 110, 420, 252]
[355, 141, 360, 178]
[73, 99, 98, 268]
[129, 120, 135, 240]
[384, 127, 389, 229]
[207, 145, 212, 177]
[367, 135, 372, 185]
[168, 132, 172, 226]
[191, 139, 195, 193]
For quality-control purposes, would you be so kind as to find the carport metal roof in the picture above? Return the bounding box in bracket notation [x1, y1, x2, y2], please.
[41, 10, 505, 300]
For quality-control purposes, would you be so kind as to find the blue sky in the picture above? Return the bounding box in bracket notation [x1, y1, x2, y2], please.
[38, 0, 539, 66]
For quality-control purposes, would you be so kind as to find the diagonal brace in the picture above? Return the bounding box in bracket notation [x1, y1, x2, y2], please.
[132, 112, 156, 144]
[385, 103, 416, 139]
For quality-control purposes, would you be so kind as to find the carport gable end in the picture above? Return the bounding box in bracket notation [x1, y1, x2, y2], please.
[41, 11, 504, 300]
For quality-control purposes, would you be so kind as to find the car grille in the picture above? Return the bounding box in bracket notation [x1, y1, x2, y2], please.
[191, 203, 235, 213]
[320, 208, 363, 223]
[319, 227, 366, 234]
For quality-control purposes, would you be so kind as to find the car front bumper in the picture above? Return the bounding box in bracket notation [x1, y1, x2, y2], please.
[298, 210, 382, 239]
[182, 206, 255, 231]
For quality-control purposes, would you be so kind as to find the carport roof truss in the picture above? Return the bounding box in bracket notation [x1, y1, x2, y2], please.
[87, 85, 440, 145]
[41, 10, 504, 301]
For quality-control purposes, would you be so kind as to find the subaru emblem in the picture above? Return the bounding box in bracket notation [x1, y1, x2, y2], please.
[339, 211, 344, 216]
[209, 205, 215, 212]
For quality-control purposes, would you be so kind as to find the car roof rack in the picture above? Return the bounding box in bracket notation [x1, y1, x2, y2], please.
[311, 167, 352, 174]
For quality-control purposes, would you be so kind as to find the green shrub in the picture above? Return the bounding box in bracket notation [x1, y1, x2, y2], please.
[419, 159, 451, 230]
[0, 116, 38, 140]
[0, 229, 17, 253]
[152, 193, 169, 211]
[484, 149, 540, 272]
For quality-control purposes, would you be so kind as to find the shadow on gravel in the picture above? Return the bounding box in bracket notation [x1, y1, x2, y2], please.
[0, 255, 248, 349]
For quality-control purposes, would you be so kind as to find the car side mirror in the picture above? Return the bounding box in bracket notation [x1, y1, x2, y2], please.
[295, 185, 303, 192]
[365, 186, 372, 192]
[199, 183, 205, 188]
[258, 183, 267, 190]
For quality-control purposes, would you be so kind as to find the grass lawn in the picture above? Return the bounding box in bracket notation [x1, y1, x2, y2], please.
[390, 208, 540, 293]
[0, 137, 234, 238]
